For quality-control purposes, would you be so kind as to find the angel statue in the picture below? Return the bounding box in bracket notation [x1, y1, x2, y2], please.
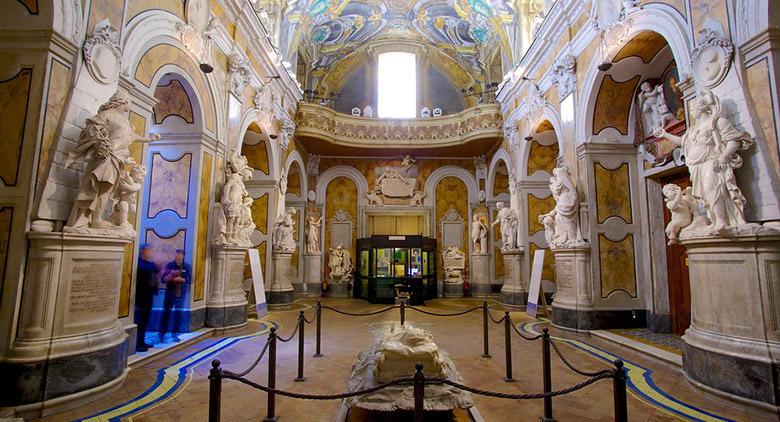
[653, 88, 754, 232]
[65, 90, 159, 234]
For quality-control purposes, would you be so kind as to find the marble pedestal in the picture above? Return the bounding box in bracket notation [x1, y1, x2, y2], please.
[680, 234, 780, 406]
[206, 245, 248, 329]
[329, 280, 351, 297]
[500, 248, 527, 308]
[550, 246, 596, 330]
[268, 250, 294, 308]
[1, 232, 130, 411]
[444, 281, 464, 297]
[302, 252, 323, 296]
[470, 253, 491, 297]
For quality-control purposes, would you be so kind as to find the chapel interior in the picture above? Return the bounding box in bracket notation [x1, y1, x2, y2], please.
[1, 0, 780, 420]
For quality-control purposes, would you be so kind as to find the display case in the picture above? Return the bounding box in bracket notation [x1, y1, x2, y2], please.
[355, 235, 437, 305]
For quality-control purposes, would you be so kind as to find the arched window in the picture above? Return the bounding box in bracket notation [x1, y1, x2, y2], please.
[377, 52, 416, 118]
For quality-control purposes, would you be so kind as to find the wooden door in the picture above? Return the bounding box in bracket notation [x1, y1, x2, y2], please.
[660, 171, 691, 335]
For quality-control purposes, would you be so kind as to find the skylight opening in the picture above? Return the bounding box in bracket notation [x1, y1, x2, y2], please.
[377, 52, 416, 118]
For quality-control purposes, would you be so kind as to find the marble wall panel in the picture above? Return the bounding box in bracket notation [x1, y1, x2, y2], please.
[598, 234, 637, 298]
[153, 79, 194, 125]
[690, 0, 730, 38]
[324, 177, 357, 280]
[493, 170, 509, 196]
[86, 0, 123, 34]
[147, 229, 187, 269]
[36, 60, 70, 194]
[576, 37, 600, 98]
[746, 59, 780, 177]
[527, 140, 559, 176]
[594, 162, 632, 224]
[194, 152, 213, 301]
[242, 139, 270, 176]
[147, 152, 192, 219]
[435, 177, 469, 278]
[287, 164, 302, 196]
[126, 0, 184, 22]
[134, 44, 215, 132]
[592, 75, 640, 136]
[251, 193, 269, 235]
[613, 31, 668, 64]
[0, 68, 32, 186]
[527, 193, 556, 236]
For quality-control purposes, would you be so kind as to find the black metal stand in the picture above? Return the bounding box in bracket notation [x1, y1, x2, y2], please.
[208, 360, 222, 422]
[314, 301, 323, 357]
[540, 328, 556, 421]
[263, 327, 278, 422]
[503, 311, 515, 382]
[295, 311, 306, 382]
[482, 301, 491, 358]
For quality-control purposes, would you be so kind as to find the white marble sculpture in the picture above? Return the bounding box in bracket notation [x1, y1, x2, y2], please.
[492, 201, 518, 250]
[409, 190, 426, 207]
[277, 171, 287, 218]
[328, 244, 353, 284]
[374, 323, 446, 383]
[638, 81, 675, 137]
[375, 167, 416, 197]
[365, 188, 384, 206]
[215, 152, 255, 247]
[64, 90, 159, 237]
[662, 184, 695, 245]
[110, 163, 146, 228]
[305, 215, 323, 253]
[272, 207, 297, 252]
[653, 88, 757, 235]
[538, 165, 585, 248]
[471, 214, 488, 253]
[363, 105, 373, 117]
[442, 246, 466, 285]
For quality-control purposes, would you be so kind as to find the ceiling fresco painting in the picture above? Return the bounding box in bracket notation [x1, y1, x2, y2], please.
[281, 0, 516, 79]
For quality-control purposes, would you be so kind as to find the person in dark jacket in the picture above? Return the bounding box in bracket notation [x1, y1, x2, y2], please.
[159, 249, 191, 343]
[135, 244, 159, 352]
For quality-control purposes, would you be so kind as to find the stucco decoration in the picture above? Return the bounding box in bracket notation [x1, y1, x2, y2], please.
[473, 155, 487, 180]
[690, 28, 733, 89]
[272, 206, 298, 252]
[409, 191, 426, 207]
[328, 244, 353, 285]
[228, 48, 251, 98]
[654, 89, 777, 237]
[442, 246, 466, 286]
[305, 215, 323, 253]
[365, 189, 384, 206]
[82, 19, 121, 85]
[177, 17, 218, 65]
[552, 54, 576, 99]
[307, 153, 321, 176]
[64, 91, 159, 238]
[538, 165, 586, 248]
[214, 152, 255, 247]
[373, 157, 419, 199]
[503, 122, 519, 149]
[279, 118, 295, 150]
[492, 201, 518, 251]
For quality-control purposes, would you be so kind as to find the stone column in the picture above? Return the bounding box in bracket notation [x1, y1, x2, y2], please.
[302, 252, 323, 296]
[470, 253, 491, 296]
[206, 245, 249, 328]
[680, 234, 780, 406]
[500, 248, 527, 308]
[1, 232, 130, 410]
[268, 250, 294, 308]
[550, 246, 595, 329]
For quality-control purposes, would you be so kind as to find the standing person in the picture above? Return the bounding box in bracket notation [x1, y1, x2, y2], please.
[159, 249, 191, 343]
[135, 244, 159, 352]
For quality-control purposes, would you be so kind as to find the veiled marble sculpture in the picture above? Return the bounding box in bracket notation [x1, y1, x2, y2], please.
[272, 207, 297, 252]
[538, 165, 586, 248]
[492, 201, 518, 250]
[215, 152, 255, 247]
[305, 215, 323, 253]
[65, 90, 159, 237]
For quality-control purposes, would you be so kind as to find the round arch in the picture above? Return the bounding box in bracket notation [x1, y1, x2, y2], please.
[284, 149, 308, 198]
[237, 108, 278, 180]
[486, 148, 511, 200]
[148, 65, 206, 133]
[422, 166, 479, 207]
[315, 165, 369, 207]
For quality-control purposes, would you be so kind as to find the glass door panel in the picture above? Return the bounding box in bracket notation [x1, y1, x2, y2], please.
[393, 248, 408, 277]
[375, 248, 392, 277]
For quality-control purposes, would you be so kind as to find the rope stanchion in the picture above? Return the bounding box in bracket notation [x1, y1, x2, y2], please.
[406, 305, 482, 317]
[430, 372, 614, 400]
[541, 328, 555, 422]
[320, 304, 399, 316]
[413, 364, 424, 422]
[219, 373, 415, 400]
[503, 311, 515, 382]
[263, 327, 278, 422]
[209, 360, 222, 422]
[510, 320, 543, 341]
[481, 302, 491, 358]
[400, 301, 405, 325]
[488, 309, 505, 324]
[549, 339, 612, 377]
[295, 311, 306, 382]
[314, 301, 323, 357]
[277, 320, 300, 343]
[232, 340, 270, 377]
[613, 360, 628, 422]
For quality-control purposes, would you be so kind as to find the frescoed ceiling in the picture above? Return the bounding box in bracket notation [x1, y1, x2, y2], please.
[281, 0, 516, 77]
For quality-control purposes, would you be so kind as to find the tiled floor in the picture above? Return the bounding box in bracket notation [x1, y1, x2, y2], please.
[35, 298, 777, 421]
[607, 328, 684, 355]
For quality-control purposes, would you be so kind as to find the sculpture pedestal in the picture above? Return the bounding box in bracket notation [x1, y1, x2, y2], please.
[680, 234, 780, 406]
[1, 232, 130, 412]
[550, 246, 595, 330]
[443, 280, 464, 297]
[206, 245, 248, 329]
[329, 280, 351, 297]
[500, 248, 527, 308]
[470, 253, 491, 297]
[302, 252, 323, 296]
[268, 251, 295, 308]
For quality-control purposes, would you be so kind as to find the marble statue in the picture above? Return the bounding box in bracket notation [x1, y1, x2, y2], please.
[365, 188, 383, 206]
[638, 81, 675, 137]
[653, 88, 754, 233]
[328, 244, 353, 284]
[305, 215, 323, 253]
[110, 163, 146, 228]
[662, 184, 695, 245]
[277, 171, 287, 218]
[471, 214, 488, 253]
[363, 105, 373, 117]
[374, 323, 446, 383]
[215, 152, 255, 247]
[442, 246, 466, 285]
[272, 207, 297, 252]
[64, 90, 159, 236]
[538, 165, 585, 248]
[375, 167, 416, 197]
[492, 202, 518, 250]
[409, 190, 426, 207]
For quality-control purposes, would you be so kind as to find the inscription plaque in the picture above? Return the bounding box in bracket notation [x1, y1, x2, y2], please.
[556, 260, 574, 290]
[69, 261, 121, 318]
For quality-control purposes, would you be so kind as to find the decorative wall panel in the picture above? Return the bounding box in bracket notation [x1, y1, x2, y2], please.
[324, 177, 357, 280]
[594, 163, 632, 224]
[37, 61, 70, 191]
[599, 234, 637, 298]
[243, 139, 269, 175]
[527, 140, 559, 176]
[153, 79, 194, 124]
[86, 0, 123, 34]
[147, 152, 192, 218]
[194, 152, 213, 301]
[527, 194, 556, 236]
[436, 177, 469, 278]
[251, 193, 269, 235]
[287, 165, 302, 196]
[612, 31, 668, 63]
[492, 170, 509, 196]
[126, 0, 184, 22]
[592, 75, 640, 135]
[0, 68, 31, 186]
[747, 59, 779, 176]
[146, 229, 187, 268]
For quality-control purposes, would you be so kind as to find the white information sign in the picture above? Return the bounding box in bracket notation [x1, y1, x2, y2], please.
[526, 249, 545, 319]
[248, 248, 267, 317]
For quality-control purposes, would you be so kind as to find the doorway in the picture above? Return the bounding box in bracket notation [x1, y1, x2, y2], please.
[659, 171, 691, 335]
